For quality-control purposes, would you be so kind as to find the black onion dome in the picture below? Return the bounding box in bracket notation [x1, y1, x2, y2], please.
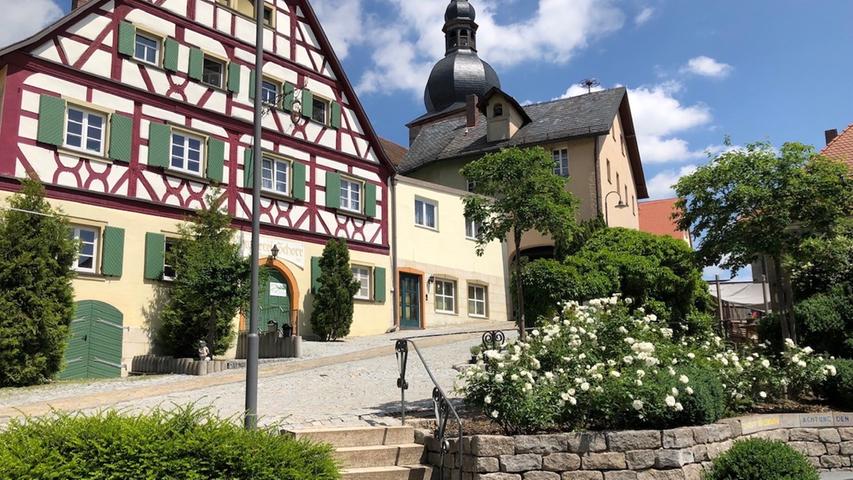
[445, 0, 475, 23]
[424, 51, 500, 113]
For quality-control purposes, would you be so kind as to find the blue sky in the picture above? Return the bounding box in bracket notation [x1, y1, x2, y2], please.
[11, 0, 853, 279]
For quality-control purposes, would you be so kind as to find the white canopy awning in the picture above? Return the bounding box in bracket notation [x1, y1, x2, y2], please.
[708, 282, 770, 311]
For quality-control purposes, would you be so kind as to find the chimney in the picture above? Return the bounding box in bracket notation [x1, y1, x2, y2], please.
[71, 0, 93, 9]
[825, 129, 839, 145]
[466, 94, 478, 128]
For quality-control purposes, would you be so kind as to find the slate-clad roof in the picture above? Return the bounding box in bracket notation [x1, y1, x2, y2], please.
[401, 87, 626, 172]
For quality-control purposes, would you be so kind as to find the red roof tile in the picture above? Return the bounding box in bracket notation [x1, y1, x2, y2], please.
[822, 124, 853, 170]
[638, 198, 691, 246]
[379, 137, 407, 167]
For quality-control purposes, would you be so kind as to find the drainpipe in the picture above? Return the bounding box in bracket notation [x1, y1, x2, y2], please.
[390, 175, 399, 330]
[593, 135, 602, 218]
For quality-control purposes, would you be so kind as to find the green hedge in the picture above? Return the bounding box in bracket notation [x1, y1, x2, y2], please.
[705, 438, 818, 480]
[819, 358, 853, 410]
[0, 407, 339, 480]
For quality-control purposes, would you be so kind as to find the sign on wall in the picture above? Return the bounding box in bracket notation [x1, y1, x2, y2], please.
[238, 233, 306, 270]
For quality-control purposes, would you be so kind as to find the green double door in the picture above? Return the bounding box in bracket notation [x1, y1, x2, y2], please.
[261, 268, 291, 331]
[399, 273, 421, 329]
[59, 300, 123, 380]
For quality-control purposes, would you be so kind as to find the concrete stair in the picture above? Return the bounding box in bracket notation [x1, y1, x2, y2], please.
[284, 425, 432, 480]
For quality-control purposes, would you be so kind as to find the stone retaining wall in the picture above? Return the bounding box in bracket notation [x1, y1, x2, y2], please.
[417, 412, 853, 479]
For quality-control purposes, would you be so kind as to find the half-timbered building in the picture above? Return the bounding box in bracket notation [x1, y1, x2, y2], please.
[0, 0, 396, 377]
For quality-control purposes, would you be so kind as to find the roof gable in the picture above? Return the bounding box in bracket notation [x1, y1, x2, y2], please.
[822, 124, 853, 170]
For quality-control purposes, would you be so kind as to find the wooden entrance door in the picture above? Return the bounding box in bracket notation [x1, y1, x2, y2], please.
[399, 273, 421, 330]
[59, 300, 123, 380]
[261, 268, 291, 332]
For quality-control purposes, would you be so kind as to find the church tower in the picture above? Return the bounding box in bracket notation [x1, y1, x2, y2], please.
[422, 0, 501, 115]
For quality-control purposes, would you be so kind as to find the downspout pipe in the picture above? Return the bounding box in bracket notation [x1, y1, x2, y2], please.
[390, 175, 399, 331]
[593, 136, 602, 218]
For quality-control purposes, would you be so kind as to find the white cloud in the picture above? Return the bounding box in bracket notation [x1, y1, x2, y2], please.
[0, 0, 63, 48]
[561, 80, 713, 164]
[349, 0, 626, 96]
[703, 264, 753, 281]
[634, 7, 654, 26]
[646, 164, 697, 199]
[311, 0, 364, 59]
[556, 83, 604, 99]
[681, 56, 733, 78]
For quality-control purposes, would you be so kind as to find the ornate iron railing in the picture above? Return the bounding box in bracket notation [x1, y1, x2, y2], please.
[395, 338, 462, 478]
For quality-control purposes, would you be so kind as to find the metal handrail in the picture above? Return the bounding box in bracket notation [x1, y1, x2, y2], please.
[395, 338, 463, 478]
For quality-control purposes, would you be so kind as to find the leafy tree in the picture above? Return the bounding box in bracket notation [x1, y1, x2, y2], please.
[157, 197, 251, 357]
[462, 146, 579, 337]
[311, 238, 359, 341]
[674, 141, 853, 340]
[787, 221, 853, 299]
[0, 180, 77, 386]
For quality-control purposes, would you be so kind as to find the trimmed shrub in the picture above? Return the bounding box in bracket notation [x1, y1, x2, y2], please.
[677, 366, 726, 426]
[795, 287, 853, 358]
[311, 238, 360, 341]
[819, 358, 853, 410]
[704, 438, 818, 480]
[0, 407, 339, 480]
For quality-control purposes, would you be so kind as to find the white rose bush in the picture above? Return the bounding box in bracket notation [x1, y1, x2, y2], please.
[460, 297, 836, 434]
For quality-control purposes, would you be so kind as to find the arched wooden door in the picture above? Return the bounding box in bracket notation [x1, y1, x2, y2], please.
[59, 300, 123, 380]
[261, 267, 292, 331]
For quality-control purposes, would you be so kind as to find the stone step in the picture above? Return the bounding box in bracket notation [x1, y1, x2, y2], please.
[283, 425, 415, 448]
[334, 443, 425, 469]
[340, 465, 433, 480]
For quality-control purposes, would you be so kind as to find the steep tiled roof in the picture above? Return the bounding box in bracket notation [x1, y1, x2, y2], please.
[822, 124, 853, 170]
[379, 138, 407, 167]
[400, 87, 648, 198]
[638, 198, 691, 245]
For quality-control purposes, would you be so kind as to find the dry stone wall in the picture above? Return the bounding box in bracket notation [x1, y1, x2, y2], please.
[417, 412, 853, 479]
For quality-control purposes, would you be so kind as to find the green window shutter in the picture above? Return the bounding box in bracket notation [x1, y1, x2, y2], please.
[243, 148, 254, 188]
[292, 162, 306, 201]
[325, 172, 340, 209]
[147, 123, 171, 168]
[249, 69, 256, 100]
[227, 63, 241, 94]
[374, 267, 386, 303]
[118, 21, 136, 57]
[108, 114, 133, 162]
[188, 47, 204, 81]
[364, 183, 377, 218]
[282, 82, 295, 111]
[330, 101, 342, 129]
[206, 139, 225, 183]
[163, 38, 179, 72]
[101, 227, 125, 277]
[301, 89, 313, 118]
[37, 95, 66, 147]
[311, 256, 321, 293]
[144, 232, 165, 280]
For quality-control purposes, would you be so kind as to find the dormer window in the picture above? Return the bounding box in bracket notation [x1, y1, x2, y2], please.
[493, 103, 504, 117]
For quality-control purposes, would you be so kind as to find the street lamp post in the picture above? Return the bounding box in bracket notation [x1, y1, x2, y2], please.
[604, 190, 628, 226]
[244, 0, 265, 430]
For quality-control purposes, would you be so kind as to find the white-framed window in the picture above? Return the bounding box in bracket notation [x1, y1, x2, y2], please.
[340, 177, 362, 213]
[415, 198, 437, 229]
[465, 216, 481, 240]
[468, 284, 487, 318]
[262, 157, 290, 195]
[170, 131, 204, 175]
[435, 279, 456, 314]
[65, 106, 106, 155]
[261, 80, 279, 106]
[312, 97, 329, 125]
[71, 226, 99, 273]
[553, 148, 569, 177]
[202, 56, 225, 88]
[352, 265, 371, 300]
[134, 32, 160, 65]
[466, 179, 476, 193]
[163, 237, 177, 281]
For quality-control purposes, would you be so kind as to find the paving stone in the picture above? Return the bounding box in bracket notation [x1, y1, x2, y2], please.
[516, 435, 568, 454]
[500, 454, 543, 473]
[581, 452, 627, 470]
[682, 463, 703, 480]
[543, 453, 581, 472]
[607, 431, 661, 451]
[662, 428, 695, 449]
[567, 433, 607, 453]
[473, 436, 516, 457]
[625, 450, 656, 470]
[821, 455, 851, 468]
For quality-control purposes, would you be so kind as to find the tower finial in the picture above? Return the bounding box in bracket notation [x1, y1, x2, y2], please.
[443, 0, 478, 54]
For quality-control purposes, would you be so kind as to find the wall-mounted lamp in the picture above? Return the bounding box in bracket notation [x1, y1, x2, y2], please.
[604, 190, 629, 226]
[426, 275, 435, 300]
[270, 244, 279, 260]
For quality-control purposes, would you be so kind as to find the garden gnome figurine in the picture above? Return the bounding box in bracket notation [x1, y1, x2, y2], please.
[197, 340, 211, 361]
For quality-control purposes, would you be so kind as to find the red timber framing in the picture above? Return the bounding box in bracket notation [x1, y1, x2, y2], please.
[0, 0, 395, 254]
